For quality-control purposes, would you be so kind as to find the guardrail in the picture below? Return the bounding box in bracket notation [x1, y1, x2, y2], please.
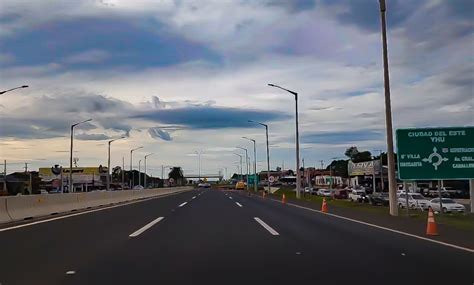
[0, 187, 192, 224]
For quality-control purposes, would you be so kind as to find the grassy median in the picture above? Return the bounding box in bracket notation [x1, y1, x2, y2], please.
[274, 189, 474, 232]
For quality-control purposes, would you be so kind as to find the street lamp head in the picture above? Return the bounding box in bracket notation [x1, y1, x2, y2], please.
[21, 85, 29, 88]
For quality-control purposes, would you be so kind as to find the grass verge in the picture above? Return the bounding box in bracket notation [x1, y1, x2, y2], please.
[274, 189, 474, 232]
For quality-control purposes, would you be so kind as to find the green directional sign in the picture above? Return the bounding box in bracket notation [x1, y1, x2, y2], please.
[396, 127, 474, 180]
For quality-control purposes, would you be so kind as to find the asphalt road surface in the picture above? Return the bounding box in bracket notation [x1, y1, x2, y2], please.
[0, 188, 472, 285]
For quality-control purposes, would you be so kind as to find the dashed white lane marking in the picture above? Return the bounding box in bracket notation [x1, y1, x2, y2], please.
[235, 202, 243, 207]
[66, 271, 76, 275]
[129, 217, 164, 238]
[192, 196, 196, 199]
[229, 197, 233, 200]
[178, 202, 188, 207]
[254, 217, 279, 236]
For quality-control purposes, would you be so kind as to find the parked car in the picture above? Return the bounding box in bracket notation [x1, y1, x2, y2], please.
[397, 193, 430, 210]
[349, 190, 368, 203]
[334, 189, 348, 199]
[39, 189, 49, 194]
[304, 187, 312, 193]
[429, 198, 465, 213]
[133, 185, 144, 190]
[368, 192, 389, 206]
[316, 188, 332, 197]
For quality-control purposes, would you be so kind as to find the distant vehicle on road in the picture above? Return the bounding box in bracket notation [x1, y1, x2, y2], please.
[398, 193, 430, 210]
[429, 198, 465, 213]
[349, 190, 368, 203]
[304, 187, 312, 194]
[133, 185, 144, 190]
[368, 192, 389, 206]
[235, 181, 245, 190]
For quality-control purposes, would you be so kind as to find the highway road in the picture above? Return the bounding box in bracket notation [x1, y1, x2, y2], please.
[0, 188, 472, 284]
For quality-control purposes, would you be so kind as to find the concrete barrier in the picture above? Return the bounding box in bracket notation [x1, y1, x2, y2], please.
[0, 197, 12, 223]
[2, 187, 192, 223]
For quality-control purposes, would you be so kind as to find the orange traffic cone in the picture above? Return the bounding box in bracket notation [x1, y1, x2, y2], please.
[321, 198, 328, 213]
[282, 193, 286, 204]
[426, 208, 439, 236]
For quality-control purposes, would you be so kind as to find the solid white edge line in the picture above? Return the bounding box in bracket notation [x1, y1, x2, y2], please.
[129, 217, 164, 237]
[178, 202, 188, 207]
[254, 217, 279, 235]
[267, 197, 474, 253]
[235, 202, 243, 207]
[0, 190, 190, 233]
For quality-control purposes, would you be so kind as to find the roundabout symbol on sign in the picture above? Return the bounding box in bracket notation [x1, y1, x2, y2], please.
[422, 147, 448, 171]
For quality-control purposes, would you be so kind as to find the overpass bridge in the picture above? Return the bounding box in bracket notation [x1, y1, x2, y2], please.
[184, 174, 223, 180]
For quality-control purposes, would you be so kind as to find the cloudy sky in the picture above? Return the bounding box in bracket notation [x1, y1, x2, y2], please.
[0, 0, 472, 177]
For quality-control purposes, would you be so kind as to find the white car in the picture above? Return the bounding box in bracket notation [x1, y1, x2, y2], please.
[349, 190, 367, 202]
[133, 185, 144, 190]
[316, 188, 329, 196]
[304, 187, 312, 193]
[397, 193, 430, 210]
[319, 189, 332, 197]
[429, 198, 465, 213]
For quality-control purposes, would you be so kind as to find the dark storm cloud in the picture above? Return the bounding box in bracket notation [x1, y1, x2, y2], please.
[134, 106, 290, 129]
[302, 130, 383, 144]
[148, 127, 172, 141]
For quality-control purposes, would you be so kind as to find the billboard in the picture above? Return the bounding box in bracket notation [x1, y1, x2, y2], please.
[348, 160, 381, 176]
[39, 166, 108, 184]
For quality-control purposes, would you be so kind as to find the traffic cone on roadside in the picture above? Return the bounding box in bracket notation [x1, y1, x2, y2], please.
[321, 198, 328, 213]
[426, 208, 439, 236]
[282, 193, 286, 204]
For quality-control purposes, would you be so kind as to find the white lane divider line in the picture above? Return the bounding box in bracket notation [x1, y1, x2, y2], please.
[129, 217, 164, 238]
[235, 202, 243, 207]
[254, 217, 279, 236]
[192, 196, 196, 199]
[229, 196, 233, 200]
[178, 202, 188, 207]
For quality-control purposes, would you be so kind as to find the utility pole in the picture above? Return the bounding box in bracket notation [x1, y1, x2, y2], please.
[243, 137, 257, 193]
[248, 120, 271, 193]
[378, 0, 398, 216]
[138, 160, 142, 187]
[234, 153, 243, 182]
[319, 160, 324, 170]
[236, 147, 249, 191]
[24, 162, 29, 173]
[122, 156, 125, 190]
[144, 153, 153, 189]
[3, 160, 6, 193]
[70, 119, 92, 193]
[130, 146, 143, 189]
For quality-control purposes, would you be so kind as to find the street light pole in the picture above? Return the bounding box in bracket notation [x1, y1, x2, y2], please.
[130, 146, 143, 189]
[379, 0, 398, 216]
[268, 84, 301, 199]
[236, 147, 249, 191]
[0, 85, 28, 95]
[107, 137, 125, 191]
[194, 150, 203, 182]
[249, 120, 271, 193]
[242, 137, 257, 193]
[144, 153, 154, 189]
[233, 153, 243, 181]
[69, 119, 92, 193]
[138, 160, 142, 186]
